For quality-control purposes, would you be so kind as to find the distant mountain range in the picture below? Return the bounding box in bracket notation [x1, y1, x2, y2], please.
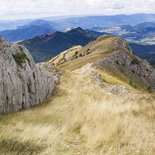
[2, 20, 155, 44]
[0, 14, 155, 64]
[0, 20, 55, 42]
[51, 14, 155, 30]
[1, 13, 155, 31]
[0, 19, 33, 31]
[94, 22, 155, 44]
[18, 27, 155, 65]
[0, 16, 71, 31]
[1, 14, 155, 43]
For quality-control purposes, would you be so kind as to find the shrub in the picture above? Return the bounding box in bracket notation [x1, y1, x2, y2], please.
[74, 51, 78, 56]
[13, 52, 28, 67]
[45, 56, 53, 62]
[130, 81, 137, 89]
[131, 70, 135, 74]
[116, 60, 119, 65]
[129, 81, 133, 86]
[79, 53, 83, 57]
[86, 48, 90, 52]
[86, 52, 91, 55]
[131, 58, 139, 65]
[147, 86, 152, 93]
[19, 46, 24, 52]
[134, 85, 137, 89]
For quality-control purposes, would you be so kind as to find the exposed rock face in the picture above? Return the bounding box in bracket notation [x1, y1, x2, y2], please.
[94, 49, 155, 90]
[0, 38, 55, 114]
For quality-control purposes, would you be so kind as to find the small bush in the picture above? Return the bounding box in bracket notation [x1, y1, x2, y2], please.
[134, 85, 137, 89]
[129, 81, 133, 86]
[147, 86, 152, 93]
[130, 81, 137, 89]
[19, 46, 24, 52]
[131, 70, 135, 74]
[45, 56, 53, 62]
[86, 48, 90, 52]
[86, 52, 91, 55]
[74, 51, 78, 56]
[131, 59, 139, 65]
[116, 60, 119, 65]
[79, 53, 83, 57]
[13, 52, 28, 67]
[63, 58, 67, 63]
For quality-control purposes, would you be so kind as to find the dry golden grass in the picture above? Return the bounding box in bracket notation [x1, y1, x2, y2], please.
[0, 69, 155, 155]
[49, 46, 82, 66]
[48, 36, 121, 71]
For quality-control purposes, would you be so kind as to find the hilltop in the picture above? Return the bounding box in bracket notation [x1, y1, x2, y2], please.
[0, 21, 55, 42]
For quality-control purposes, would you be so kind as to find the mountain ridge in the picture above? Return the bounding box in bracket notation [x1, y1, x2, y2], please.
[47, 35, 155, 92]
[0, 22, 55, 42]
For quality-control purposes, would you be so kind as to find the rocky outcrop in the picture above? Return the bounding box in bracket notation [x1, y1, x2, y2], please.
[94, 49, 155, 91]
[0, 38, 56, 114]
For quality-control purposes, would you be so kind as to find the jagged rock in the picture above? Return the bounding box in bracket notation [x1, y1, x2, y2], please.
[0, 38, 55, 114]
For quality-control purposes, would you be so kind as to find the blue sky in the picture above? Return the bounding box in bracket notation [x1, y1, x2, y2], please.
[0, 0, 155, 19]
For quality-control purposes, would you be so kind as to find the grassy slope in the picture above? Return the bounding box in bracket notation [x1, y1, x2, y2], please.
[49, 36, 152, 92]
[0, 70, 155, 155]
[50, 36, 120, 71]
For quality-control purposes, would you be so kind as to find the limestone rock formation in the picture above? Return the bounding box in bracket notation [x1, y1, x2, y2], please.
[0, 37, 56, 114]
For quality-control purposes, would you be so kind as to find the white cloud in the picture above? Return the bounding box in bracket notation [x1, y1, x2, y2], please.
[0, 0, 154, 20]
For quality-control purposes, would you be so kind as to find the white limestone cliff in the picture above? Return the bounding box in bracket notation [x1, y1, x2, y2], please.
[0, 38, 56, 114]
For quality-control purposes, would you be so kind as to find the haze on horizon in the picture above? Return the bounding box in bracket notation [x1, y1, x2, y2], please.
[0, 0, 155, 20]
